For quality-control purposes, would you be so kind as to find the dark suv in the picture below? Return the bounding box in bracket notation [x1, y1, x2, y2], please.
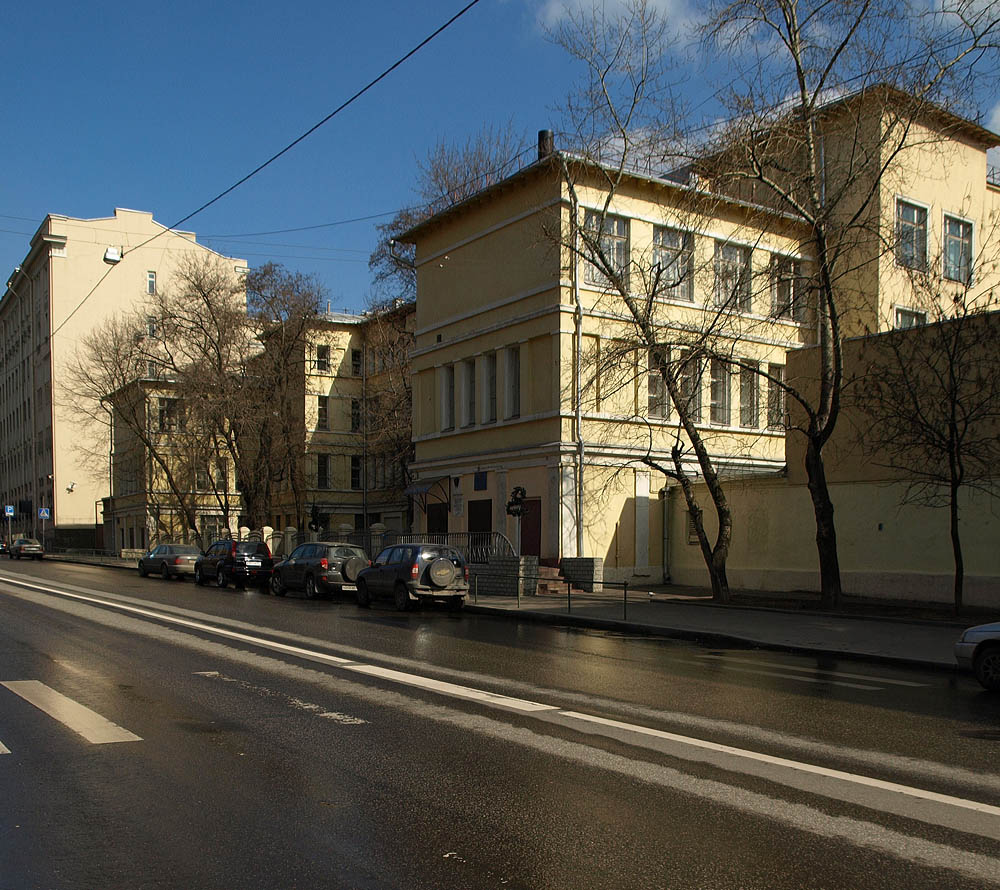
[270, 542, 369, 599]
[195, 539, 273, 590]
[356, 543, 468, 611]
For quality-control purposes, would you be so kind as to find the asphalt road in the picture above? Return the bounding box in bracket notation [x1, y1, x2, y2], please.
[1, 559, 998, 889]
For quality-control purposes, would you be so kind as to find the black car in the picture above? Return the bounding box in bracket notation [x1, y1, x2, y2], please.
[195, 539, 273, 589]
[270, 541, 369, 599]
[356, 543, 468, 611]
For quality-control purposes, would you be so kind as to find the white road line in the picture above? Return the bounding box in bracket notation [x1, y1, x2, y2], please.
[1, 681, 141, 744]
[701, 664, 882, 690]
[561, 710, 1000, 818]
[0, 739, 10, 754]
[4, 575, 999, 825]
[698, 654, 927, 686]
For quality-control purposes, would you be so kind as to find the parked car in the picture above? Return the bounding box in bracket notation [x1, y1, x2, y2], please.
[356, 543, 468, 611]
[0, 540, 8, 556]
[10, 538, 43, 560]
[195, 539, 273, 590]
[270, 542, 369, 599]
[138, 544, 201, 580]
[955, 622, 1000, 691]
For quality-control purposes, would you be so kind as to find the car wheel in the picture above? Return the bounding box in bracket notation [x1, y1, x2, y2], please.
[215, 566, 228, 589]
[160, 562, 171, 580]
[973, 643, 1000, 692]
[393, 582, 411, 612]
[356, 579, 371, 608]
[138, 562, 147, 577]
[270, 573, 286, 597]
[304, 575, 318, 600]
[194, 566, 203, 586]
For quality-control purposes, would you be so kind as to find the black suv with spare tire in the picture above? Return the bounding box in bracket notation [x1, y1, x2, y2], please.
[269, 541, 369, 599]
[356, 543, 469, 611]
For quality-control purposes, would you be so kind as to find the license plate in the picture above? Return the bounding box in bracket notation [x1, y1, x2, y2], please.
[341, 584, 357, 591]
[245, 559, 261, 567]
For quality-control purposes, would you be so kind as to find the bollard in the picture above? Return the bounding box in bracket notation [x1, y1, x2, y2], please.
[623, 579, 628, 621]
[517, 571, 521, 609]
[474, 574, 478, 604]
[567, 580, 571, 614]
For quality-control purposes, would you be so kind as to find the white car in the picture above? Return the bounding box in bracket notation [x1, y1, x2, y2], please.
[955, 622, 1000, 691]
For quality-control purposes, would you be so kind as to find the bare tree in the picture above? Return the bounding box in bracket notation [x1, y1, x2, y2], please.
[698, 0, 1000, 606]
[369, 121, 531, 302]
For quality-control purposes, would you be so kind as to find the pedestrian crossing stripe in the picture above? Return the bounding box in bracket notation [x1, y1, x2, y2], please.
[1, 680, 142, 745]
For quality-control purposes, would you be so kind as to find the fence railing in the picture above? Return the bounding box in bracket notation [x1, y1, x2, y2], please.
[989, 165, 1000, 188]
[316, 530, 515, 565]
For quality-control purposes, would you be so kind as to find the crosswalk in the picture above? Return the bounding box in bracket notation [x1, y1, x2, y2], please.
[0, 680, 142, 752]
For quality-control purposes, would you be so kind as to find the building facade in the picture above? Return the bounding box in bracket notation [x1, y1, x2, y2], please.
[0, 209, 246, 547]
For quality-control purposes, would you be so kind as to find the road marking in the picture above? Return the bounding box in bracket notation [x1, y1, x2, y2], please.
[699, 663, 882, 690]
[560, 710, 1000, 818]
[698, 654, 927, 686]
[4, 574, 998, 827]
[0, 739, 9, 754]
[1, 681, 141, 744]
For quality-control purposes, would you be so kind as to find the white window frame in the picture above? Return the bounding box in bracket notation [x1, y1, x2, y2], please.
[766, 364, 786, 430]
[653, 226, 694, 302]
[739, 361, 759, 428]
[895, 196, 928, 271]
[679, 350, 702, 423]
[583, 210, 629, 289]
[894, 306, 927, 329]
[647, 349, 669, 420]
[146, 271, 157, 295]
[714, 242, 752, 312]
[770, 255, 804, 321]
[317, 395, 329, 431]
[942, 212, 973, 284]
[316, 344, 331, 372]
[709, 358, 730, 426]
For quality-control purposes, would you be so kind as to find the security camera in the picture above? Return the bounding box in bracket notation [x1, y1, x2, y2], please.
[66, 481, 76, 493]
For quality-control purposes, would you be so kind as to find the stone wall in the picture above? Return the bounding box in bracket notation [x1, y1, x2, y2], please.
[561, 557, 604, 592]
[469, 555, 539, 597]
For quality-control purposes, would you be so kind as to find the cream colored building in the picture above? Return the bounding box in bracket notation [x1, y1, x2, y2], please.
[0, 209, 246, 547]
[401, 96, 1000, 586]
[268, 304, 415, 536]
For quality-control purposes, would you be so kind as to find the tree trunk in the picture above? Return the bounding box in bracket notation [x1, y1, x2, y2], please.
[804, 437, 842, 608]
[950, 479, 963, 616]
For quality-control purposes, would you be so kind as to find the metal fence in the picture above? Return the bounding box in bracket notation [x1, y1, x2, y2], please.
[315, 530, 515, 565]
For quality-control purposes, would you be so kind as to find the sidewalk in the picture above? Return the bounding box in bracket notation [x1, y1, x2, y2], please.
[41, 552, 981, 670]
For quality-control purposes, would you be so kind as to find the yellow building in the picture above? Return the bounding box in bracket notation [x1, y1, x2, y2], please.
[268, 302, 416, 536]
[0, 209, 246, 547]
[400, 96, 1000, 585]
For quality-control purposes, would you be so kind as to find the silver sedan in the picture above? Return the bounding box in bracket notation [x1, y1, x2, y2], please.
[955, 621, 1000, 691]
[138, 544, 201, 580]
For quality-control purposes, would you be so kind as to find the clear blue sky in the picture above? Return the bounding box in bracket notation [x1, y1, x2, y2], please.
[3, 1, 998, 313]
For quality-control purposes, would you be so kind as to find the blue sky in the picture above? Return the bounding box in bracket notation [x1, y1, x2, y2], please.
[3, 0, 999, 312]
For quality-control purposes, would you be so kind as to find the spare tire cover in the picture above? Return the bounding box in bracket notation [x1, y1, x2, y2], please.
[343, 555, 367, 582]
[428, 557, 457, 588]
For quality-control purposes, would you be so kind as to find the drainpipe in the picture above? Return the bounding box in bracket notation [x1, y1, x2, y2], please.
[660, 485, 671, 583]
[573, 207, 585, 558]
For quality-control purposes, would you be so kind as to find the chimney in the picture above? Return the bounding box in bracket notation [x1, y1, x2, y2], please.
[538, 129, 554, 160]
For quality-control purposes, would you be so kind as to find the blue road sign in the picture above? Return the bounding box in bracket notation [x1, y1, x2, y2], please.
[38, 507, 50, 520]
[4, 505, 13, 518]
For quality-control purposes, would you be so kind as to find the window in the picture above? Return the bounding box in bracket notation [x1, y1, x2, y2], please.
[316, 345, 331, 372]
[317, 454, 331, 490]
[146, 271, 156, 295]
[350, 455, 361, 490]
[485, 352, 497, 423]
[146, 315, 157, 337]
[157, 397, 182, 432]
[583, 211, 629, 288]
[506, 346, 520, 419]
[647, 349, 668, 419]
[710, 359, 730, 425]
[653, 227, 694, 301]
[739, 362, 759, 428]
[195, 463, 211, 490]
[351, 348, 362, 376]
[317, 396, 329, 430]
[442, 364, 455, 430]
[146, 360, 158, 378]
[771, 256, 803, 321]
[895, 199, 927, 269]
[464, 360, 476, 427]
[767, 364, 786, 430]
[714, 242, 752, 311]
[943, 215, 973, 283]
[679, 351, 702, 422]
[351, 398, 361, 432]
[895, 307, 927, 329]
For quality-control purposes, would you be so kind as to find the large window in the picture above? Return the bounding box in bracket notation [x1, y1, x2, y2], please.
[485, 352, 497, 423]
[443, 365, 456, 430]
[943, 215, 973, 283]
[740, 362, 759, 428]
[317, 396, 329, 430]
[317, 454, 331, 490]
[464, 359, 476, 427]
[679, 351, 702, 422]
[767, 364, 786, 430]
[895, 199, 927, 269]
[351, 398, 361, 432]
[505, 346, 520, 419]
[653, 227, 693, 301]
[351, 348, 362, 376]
[349, 455, 361, 490]
[647, 349, 668, 419]
[771, 256, 804, 321]
[316, 345, 331, 372]
[714, 242, 752, 311]
[709, 359, 730, 425]
[583, 211, 629, 288]
[895, 307, 927, 329]
[157, 397, 183, 432]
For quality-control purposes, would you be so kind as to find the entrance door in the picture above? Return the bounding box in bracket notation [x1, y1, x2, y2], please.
[520, 497, 541, 557]
[467, 498, 492, 563]
[426, 502, 448, 534]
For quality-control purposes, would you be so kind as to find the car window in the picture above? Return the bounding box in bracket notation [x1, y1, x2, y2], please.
[388, 547, 408, 565]
[332, 546, 365, 559]
[374, 548, 392, 566]
[290, 545, 308, 559]
[174, 545, 200, 555]
[420, 546, 462, 562]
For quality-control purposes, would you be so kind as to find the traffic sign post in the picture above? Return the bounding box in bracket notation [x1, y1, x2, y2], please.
[38, 507, 50, 548]
[4, 505, 13, 547]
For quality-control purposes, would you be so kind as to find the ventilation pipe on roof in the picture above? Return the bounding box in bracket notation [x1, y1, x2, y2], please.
[538, 129, 555, 160]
